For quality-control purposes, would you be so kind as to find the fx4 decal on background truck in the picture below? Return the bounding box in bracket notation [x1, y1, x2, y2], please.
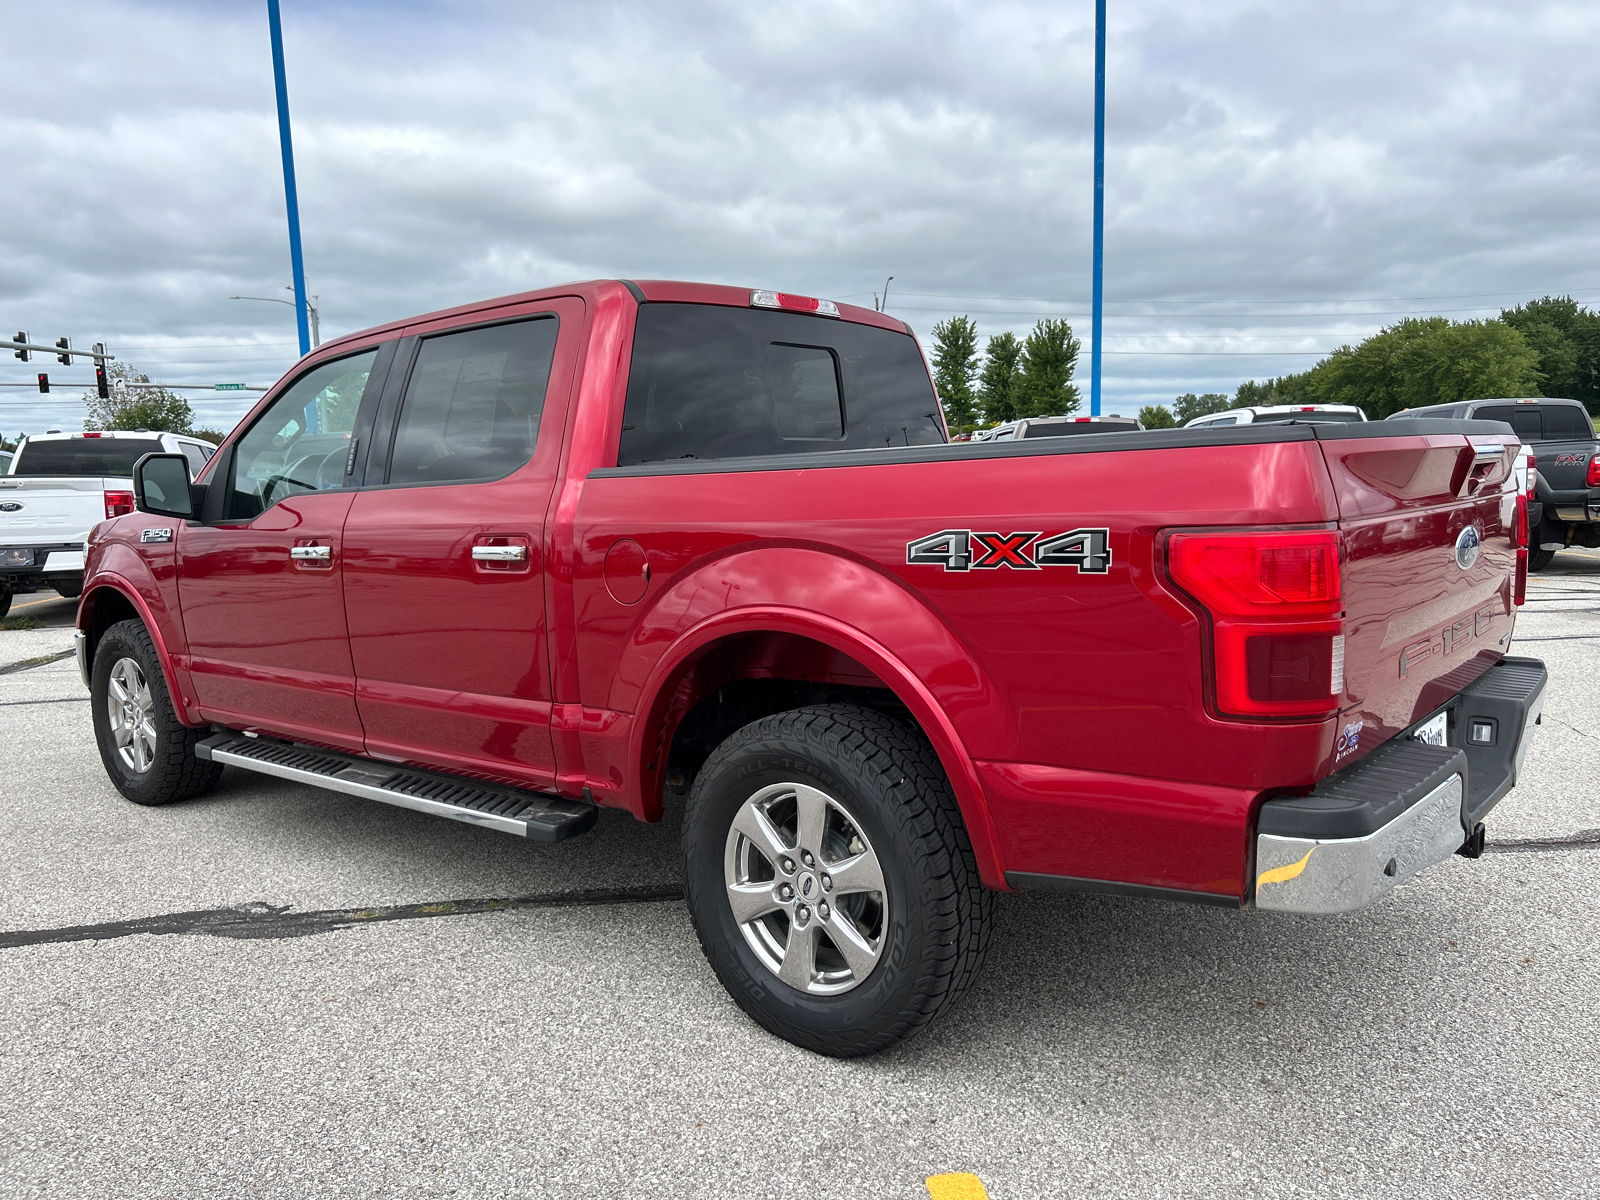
[905, 528, 1112, 573]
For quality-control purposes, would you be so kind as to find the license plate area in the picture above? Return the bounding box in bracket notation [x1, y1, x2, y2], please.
[1412, 711, 1448, 746]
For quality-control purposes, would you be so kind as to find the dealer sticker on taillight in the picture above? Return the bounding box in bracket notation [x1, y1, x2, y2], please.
[1412, 712, 1447, 746]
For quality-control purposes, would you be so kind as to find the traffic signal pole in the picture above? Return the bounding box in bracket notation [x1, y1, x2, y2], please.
[1089, 0, 1106, 417]
[267, 0, 311, 359]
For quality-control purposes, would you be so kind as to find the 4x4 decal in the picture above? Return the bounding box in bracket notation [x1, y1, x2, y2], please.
[906, 528, 1111, 574]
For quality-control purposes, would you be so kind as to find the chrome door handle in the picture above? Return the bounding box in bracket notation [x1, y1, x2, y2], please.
[290, 545, 332, 561]
[472, 545, 528, 562]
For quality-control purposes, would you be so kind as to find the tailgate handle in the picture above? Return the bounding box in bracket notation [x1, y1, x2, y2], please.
[472, 544, 528, 563]
[1471, 441, 1505, 459]
[290, 545, 332, 562]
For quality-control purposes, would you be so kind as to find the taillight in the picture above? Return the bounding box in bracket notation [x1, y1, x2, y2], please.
[1588, 456, 1600, 487]
[104, 490, 135, 519]
[1513, 493, 1529, 606]
[1525, 453, 1537, 499]
[1167, 530, 1344, 718]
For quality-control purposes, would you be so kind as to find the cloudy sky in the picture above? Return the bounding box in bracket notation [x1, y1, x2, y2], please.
[2, 0, 1598, 433]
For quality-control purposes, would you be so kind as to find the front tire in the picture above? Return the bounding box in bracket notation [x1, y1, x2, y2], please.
[91, 619, 222, 806]
[1528, 546, 1557, 572]
[683, 704, 994, 1057]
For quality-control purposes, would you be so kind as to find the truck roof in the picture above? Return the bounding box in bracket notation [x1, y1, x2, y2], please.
[309, 279, 912, 360]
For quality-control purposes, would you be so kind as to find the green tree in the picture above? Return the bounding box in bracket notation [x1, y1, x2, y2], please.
[1169, 392, 1232, 424]
[978, 331, 1024, 423]
[1305, 316, 1539, 419]
[1138, 404, 1177, 428]
[930, 315, 981, 435]
[82, 362, 195, 433]
[1501, 295, 1600, 411]
[191, 428, 229, 445]
[1016, 319, 1081, 418]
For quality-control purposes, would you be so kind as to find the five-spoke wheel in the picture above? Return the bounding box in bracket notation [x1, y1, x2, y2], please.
[106, 656, 158, 774]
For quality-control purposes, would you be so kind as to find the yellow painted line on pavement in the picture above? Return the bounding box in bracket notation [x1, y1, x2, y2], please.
[926, 1173, 990, 1200]
[12, 595, 69, 610]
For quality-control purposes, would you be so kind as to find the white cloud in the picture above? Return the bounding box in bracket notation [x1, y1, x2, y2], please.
[2, 0, 1598, 432]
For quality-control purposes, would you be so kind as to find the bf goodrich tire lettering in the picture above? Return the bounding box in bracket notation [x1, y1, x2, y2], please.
[90, 618, 223, 807]
[683, 704, 994, 1057]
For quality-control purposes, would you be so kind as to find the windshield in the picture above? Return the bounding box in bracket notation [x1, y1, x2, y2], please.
[11, 437, 160, 477]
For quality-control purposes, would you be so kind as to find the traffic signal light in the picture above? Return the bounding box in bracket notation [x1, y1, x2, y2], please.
[95, 362, 109, 399]
[55, 337, 71, 365]
[37, 373, 49, 394]
[13, 332, 28, 363]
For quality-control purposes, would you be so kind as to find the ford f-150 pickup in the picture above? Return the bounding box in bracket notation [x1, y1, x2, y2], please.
[75, 279, 1547, 1056]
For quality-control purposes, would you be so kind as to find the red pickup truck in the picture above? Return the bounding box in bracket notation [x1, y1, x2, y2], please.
[77, 279, 1547, 1056]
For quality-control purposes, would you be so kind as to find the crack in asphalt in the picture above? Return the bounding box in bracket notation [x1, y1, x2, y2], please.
[0, 649, 76, 676]
[6, 829, 1599, 951]
[0, 885, 686, 950]
[1485, 829, 1600, 854]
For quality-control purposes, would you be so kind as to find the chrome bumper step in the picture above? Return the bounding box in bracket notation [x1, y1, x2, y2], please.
[195, 732, 597, 842]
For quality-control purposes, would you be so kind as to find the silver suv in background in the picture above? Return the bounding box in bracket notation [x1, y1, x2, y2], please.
[0, 430, 216, 616]
[1184, 404, 1367, 428]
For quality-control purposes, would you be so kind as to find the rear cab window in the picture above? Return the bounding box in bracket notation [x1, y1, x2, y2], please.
[1471, 405, 1544, 440]
[617, 304, 944, 465]
[11, 437, 160, 476]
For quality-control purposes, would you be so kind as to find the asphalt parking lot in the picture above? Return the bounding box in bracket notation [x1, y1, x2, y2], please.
[2, 567, 1597, 1200]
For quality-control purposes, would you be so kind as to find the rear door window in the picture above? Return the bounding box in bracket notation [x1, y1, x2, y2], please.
[387, 318, 558, 487]
[618, 304, 944, 465]
[1472, 405, 1542, 439]
[179, 442, 209, 474]
[1540, 405, 1594, 440]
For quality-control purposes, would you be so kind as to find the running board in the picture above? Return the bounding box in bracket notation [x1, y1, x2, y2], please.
[195, 732, 598, 842]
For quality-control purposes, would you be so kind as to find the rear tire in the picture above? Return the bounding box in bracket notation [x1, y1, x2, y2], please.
[0, 590, 10, 619]
[683, 704, 994, 1057]
[52, 576, 83, 600]
[91, 619, 222, 806]
[1528, 546, 1556, 572]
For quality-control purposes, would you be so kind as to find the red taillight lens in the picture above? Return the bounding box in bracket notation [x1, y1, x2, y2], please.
[82, 431, 104, 438]
[1168, 531, 1340, 618]
[1514, 493, 1529, 549]
[1514, 548, 1528, 606]
[1588, 456, 1600, 487]
[104, 490, 135, 519]
[1168, 530, 1344, 718]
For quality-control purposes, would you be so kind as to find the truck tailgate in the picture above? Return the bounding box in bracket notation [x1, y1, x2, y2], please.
[0, 476, 113, 545]
[1316, 424, 1520, 762]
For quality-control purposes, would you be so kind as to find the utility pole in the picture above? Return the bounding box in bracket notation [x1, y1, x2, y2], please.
[268, 0, 311, 358]
[1090, 0, 1106, 416]
[876, 276, 894, 313]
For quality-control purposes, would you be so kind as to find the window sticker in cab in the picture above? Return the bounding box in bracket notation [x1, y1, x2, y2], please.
[906, 528, 1111, 574]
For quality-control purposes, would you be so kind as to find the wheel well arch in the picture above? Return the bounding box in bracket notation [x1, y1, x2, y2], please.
[634, 617, 1007, 888]
[82, 585, 141, 663]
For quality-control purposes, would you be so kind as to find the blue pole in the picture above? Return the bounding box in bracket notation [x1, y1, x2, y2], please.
[1090, 0, 1106, 416]
[267, 0, 311, 358]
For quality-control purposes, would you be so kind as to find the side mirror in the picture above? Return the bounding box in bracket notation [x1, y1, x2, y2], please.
[132, 453, 194, 519]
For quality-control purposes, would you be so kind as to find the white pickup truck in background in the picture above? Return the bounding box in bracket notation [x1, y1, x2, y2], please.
[0, 430, 215, 617]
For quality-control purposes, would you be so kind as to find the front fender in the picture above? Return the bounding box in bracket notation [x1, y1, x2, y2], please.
[78, 540, 200, 726]
[614, 546, 1012, 888]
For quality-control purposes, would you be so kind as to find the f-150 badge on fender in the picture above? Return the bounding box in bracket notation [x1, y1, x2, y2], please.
[906, 528, 1111, 574]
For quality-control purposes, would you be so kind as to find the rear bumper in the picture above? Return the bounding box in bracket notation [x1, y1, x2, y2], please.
[2, 543, 87, 590]
[1254, 656, 1547, 914]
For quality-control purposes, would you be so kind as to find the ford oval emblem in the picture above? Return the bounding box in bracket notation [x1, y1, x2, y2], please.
[1455, 525, 1482, 570]
[0, 501, 22, 513]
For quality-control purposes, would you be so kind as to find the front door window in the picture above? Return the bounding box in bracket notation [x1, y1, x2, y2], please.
[226, 351, 377, 520]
